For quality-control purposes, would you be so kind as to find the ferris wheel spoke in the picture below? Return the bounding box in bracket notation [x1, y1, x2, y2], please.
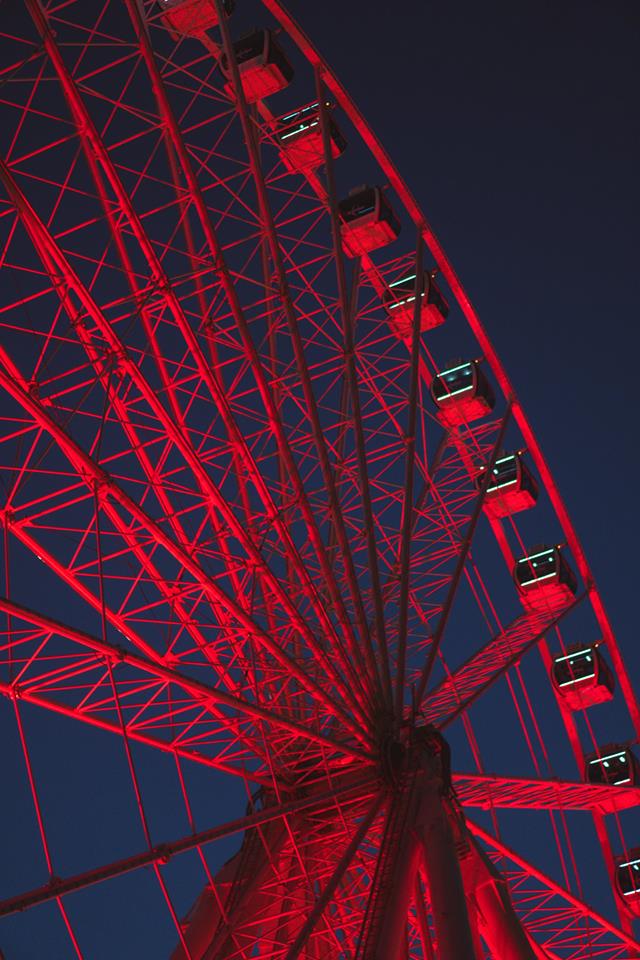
[314, 78, 396, 711]
[0, 772, 379, 920]
[468, 820, 640, 959]
[0, 675, 271, 783]
[118, 4, 382, 711]
[357, 416, 504, 697]
[8, 521, 190, 667]
[3, 406, 264, 704]
[212, 13, 391, 713]
[321, 343, 510, 715]
[18, 5, 365, 718]
[390, 235, 425, 723]
[215, 13, 390, 700]
[324, 261, 361, 585]
[454, 772, 640, 815]
[6, 518, 269, 709]
[423, 595, 586, 728]
[0, 166, 258, 611]
[4, 453, 306, 725]
[0, 597, 369, 764]
[203, 822, 357, 959]
[0, 159, 372, 725]
[376, 433, 450, 612]
[414, 403, 513, 705]
[180, 790, 384, 960]
[0, 365, 373, 745]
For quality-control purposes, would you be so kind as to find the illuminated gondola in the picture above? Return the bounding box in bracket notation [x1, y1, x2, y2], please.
[383, 270, 448, 336]
[158, 0, 234, 40]
[585, 745, 639, 786]
[339, 185, 401, 257]
[430, 360, 494, 427]
[514, 545, 577, 612]
[550, 644, 614, 709]
[221, 29, 294, 102]
[615, 850, 640, 915]
[475, 452, 539, 517]
[275, 101, 346, 171]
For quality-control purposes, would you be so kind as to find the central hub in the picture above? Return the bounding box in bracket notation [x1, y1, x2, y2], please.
[379, 723, 452, 790]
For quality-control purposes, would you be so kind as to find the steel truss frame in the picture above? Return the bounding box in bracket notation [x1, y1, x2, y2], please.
[0, 0, 638, 958]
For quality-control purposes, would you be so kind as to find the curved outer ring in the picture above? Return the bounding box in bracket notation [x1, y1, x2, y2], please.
[263, 0, 640, 739]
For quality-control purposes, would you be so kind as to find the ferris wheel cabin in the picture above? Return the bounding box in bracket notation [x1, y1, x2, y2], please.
[383, 270, 449, 337]
[430, 360, 494, 427]
[585, 745, 639, 787]
[514, 545, 577, 612]
[338, 186, 401, 257]
[475, 452, 539, 517]
[158, 0, 234, 39]
[615, 851, 640, 915]
[221, 29, 294, 102]
[275, 101, 347, 172]
[550, 645, 614, 709]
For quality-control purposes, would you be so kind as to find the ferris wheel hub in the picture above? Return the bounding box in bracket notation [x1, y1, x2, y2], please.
[378, 723, 452, 792]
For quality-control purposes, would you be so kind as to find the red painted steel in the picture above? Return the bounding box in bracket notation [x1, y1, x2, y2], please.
[0, 0, 637, 957]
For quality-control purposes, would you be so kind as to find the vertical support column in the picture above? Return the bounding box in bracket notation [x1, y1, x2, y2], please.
[457, 833, 540, 960]
[368, 815, 421, 960]
[361, 739, 477, 960]
[418, 784, 477, 960]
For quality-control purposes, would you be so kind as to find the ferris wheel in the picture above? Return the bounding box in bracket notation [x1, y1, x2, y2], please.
[0, 0, 639, 957]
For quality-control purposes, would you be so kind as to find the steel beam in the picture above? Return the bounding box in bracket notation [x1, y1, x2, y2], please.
[0, 777, 378, 919]
[0, 355, 370, 746]
[360, 743, 475, 960]
[418, 792, 476, 960]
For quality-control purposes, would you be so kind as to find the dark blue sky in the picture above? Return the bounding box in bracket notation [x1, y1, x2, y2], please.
[293, 0, 640, 650]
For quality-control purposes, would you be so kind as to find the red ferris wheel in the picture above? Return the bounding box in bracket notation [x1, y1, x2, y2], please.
[0, 1, 638, 958]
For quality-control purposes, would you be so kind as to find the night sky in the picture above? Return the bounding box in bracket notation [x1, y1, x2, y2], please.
[1, 0, 639, 957]
[291, 0, 640, 647]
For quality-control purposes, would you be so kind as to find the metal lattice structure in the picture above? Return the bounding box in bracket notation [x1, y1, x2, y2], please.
[0, 1, 639, 957]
